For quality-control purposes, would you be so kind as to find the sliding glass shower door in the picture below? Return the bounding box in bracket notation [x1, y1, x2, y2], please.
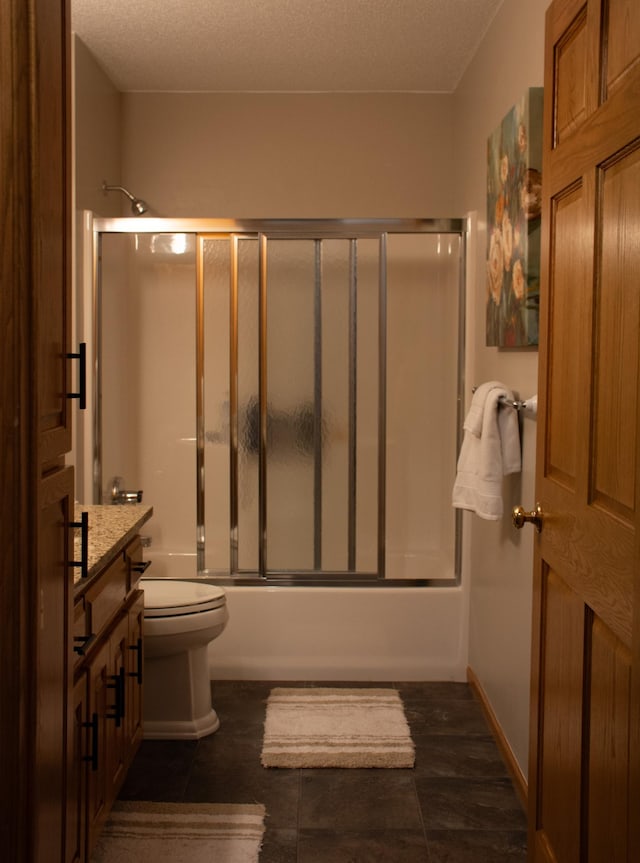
[96, 219, 463, 585]
[201, 235, 382, 579]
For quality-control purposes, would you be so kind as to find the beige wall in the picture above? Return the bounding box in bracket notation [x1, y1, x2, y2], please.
[120, 92, 455, 218]
[74, 35, 122, 216]
[453, 0, 549, 780]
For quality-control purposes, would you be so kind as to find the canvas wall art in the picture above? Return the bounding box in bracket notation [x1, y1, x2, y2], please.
[486, 87, 543, 347]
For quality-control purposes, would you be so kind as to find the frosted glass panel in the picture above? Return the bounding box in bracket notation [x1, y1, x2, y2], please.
[354, 239, 379, 573]
[100, 233, 197, 556]
[202, 238, 231, 573]
[320, 241, 350, 571]
[264, 237, 380, 574]
[265, 240, 316, 570]
[236, 238, 260, 571]
[385, 233, 460, 580]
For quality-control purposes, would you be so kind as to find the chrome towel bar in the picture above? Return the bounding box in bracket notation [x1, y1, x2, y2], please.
[471, 388, 537, 417]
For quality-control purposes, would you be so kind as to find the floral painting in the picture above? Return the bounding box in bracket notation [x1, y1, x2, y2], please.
[486, 88, 543, 347]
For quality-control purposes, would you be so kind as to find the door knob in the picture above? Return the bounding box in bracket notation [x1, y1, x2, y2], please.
[512, 503, 543, 532]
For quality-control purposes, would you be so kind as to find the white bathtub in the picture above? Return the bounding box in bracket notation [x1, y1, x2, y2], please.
[146, 550, 469, 682]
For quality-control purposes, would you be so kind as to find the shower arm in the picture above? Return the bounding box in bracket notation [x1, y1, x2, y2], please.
[102, 181, 149, 215]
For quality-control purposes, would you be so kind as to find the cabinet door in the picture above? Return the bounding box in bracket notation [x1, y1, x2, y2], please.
[86, 638, 110, 857]
[35, 466, 74, 863]
[106, 614, 130, 803]
[66, 674, 88, 863]
[126, 590, 145, 764]
[33, 0, 72, 465]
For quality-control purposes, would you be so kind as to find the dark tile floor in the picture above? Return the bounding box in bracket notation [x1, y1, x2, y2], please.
[119, 681, 528, 862]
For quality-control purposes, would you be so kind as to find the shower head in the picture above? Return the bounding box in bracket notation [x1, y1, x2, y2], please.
[102, 181, 149, 215]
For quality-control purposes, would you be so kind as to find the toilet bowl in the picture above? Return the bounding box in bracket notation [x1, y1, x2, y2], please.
[141, 578, 229, 740]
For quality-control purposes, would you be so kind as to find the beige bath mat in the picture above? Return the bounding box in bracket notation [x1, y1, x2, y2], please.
[90, 801, 265, 863]
[261, 687, 415, 768]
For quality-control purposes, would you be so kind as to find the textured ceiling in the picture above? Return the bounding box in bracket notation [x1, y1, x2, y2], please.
[71, 0, 505, 93]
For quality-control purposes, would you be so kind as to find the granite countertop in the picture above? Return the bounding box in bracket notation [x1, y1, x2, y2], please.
[73, 503, 153, 586]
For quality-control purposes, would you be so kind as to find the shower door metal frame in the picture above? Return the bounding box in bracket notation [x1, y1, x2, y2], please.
[92, 217, 466, 587]
[253, 230, 389, 583]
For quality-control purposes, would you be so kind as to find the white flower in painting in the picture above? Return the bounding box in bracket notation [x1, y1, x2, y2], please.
[512, 259, 525, 301]
[502, 212, 513, 271]
[500, 154, 509, 186]
[487, 228, 504, 305]
[518, 122, 527, 154]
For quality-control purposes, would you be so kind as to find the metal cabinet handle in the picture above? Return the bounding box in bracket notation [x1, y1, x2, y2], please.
[128, 637, 143, 685]
[106, 668, 126, 726]
[69, 511, 89, 579]
[82, 712, 99, 772]
[131, 560, 151, 575]
[73, 632, 97, 656]
[66, 342, 87, 410]
[512, 503, 544, 533]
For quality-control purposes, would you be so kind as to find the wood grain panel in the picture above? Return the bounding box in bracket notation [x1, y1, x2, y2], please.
[546, 184, 585, 488]
[537, 485, 633, 647]
[533, 0, 640, 859]
[0, 0, 37, 859]
[538, 569, 585, 863]
[34, 0, 71, 464]
[592, 143, 640, 521]
[126, 592, 145, 763]
[66, 675, 88, 863]
[555, 7, 588, 144]
[85, 553, 127, 636]
[106, 615, 129, 805]
[588, 617, 631, 863]
[36, 466, 74, 863]
[606, 0, 640, 94]
[86, 640, 110, 854]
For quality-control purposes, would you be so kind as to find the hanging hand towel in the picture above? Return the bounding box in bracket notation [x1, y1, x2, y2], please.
[452, 383, 521, 520]
[462, 380, 504, 437]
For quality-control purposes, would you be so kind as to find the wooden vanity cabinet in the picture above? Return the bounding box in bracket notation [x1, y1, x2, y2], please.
[68, 536, 145, 863]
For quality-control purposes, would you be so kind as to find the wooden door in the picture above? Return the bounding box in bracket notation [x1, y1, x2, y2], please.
[529, 0, 640, 861]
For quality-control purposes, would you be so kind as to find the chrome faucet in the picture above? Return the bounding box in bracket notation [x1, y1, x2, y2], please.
[111, 476, 143, 504]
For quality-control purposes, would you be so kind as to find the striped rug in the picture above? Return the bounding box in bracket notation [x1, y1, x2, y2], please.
[90, 801, 265, 863]
[261, 687, 415, 768]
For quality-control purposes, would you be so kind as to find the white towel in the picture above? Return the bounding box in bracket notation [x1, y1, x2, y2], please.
[462, 380, 504, 437]
[452, 383, 521, 520]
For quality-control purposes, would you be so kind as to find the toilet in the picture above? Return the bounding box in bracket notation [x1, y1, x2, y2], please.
[141, 578, 229, 740]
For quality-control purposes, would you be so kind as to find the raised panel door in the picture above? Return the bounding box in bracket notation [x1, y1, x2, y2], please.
[529, 1, 640, 861]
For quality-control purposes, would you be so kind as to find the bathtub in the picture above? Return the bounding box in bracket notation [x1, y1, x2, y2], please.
[146, 550, 469, 682]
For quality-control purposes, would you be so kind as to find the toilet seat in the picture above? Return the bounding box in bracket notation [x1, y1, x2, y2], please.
[142, 579, 226, 618]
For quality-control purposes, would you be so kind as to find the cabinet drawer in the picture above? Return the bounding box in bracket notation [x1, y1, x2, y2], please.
[85, 552, 127, 637]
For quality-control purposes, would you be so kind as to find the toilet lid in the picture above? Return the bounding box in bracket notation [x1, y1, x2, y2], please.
[142, 579, 227, 617]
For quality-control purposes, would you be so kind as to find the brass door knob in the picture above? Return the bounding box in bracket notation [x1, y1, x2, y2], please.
[512, 503, 543, 532]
